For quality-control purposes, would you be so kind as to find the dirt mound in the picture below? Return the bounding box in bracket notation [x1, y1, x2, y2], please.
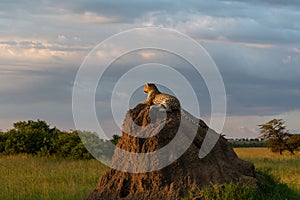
[85, 104, 257, 200]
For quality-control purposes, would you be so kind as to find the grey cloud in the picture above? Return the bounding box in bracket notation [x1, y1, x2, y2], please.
[86, 45, 300, 117]
[204, 43, 300, 115]
[222, 0, 300, 7]
[1, 0, 300, 46]
[0, 67, 77, 105]
[2, 0, 299, 23]
[225, 77, 300, 116]
[0, 102, 75, 131]
[0, 39, 93, 54]
[0, 40, 47, 50]
[143, 11, 300, 45]
[0, 41, 18, 45]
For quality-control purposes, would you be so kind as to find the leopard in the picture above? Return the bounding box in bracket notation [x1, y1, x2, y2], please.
[143, 83, 180, 112]
[142, 83, 208, 129]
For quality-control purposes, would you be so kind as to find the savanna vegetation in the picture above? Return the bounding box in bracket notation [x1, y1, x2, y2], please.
[228, 139, 266, 148]
[1, 119, 299, 199]
[0, 120, 120, 160]
[235, 148, 300, 191]
[1, 148, 299, 200]
[229, 118, 300, 152]
[259, 119, 300, 155]
[0, 154, 107, 200]
[184, 147, 300, 200]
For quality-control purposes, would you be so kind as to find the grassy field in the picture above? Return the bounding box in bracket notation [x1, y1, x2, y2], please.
[234, 147, 300, 192]
[0, 155, 107, 200]
[1, 148, 299, 200]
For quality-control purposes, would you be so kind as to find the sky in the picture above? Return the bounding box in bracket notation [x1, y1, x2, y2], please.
[1, 0, 300, 138]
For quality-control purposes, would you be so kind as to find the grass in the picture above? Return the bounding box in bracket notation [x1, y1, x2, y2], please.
[0, 155, 107, 200]
[189, 172, 299, 200]
[1, 148, 299, 200]
[184, 147, 300, 200]
[234, 147, 300, 191]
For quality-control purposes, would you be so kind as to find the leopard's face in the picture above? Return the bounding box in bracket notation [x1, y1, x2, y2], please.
[144, 83, 157, 93]
[143, 84, 149, 93]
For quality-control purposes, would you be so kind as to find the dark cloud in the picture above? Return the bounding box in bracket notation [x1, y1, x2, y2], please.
[204, 42, 300, 115]
[2, 0, 300, 45]
[0, 67, 76, 105]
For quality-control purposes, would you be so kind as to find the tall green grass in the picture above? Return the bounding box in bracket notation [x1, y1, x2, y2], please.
[235, 147, 300, 191]
[1, 148, 299, 200]
[185, 171, 299, 200]
[183, 148, 300, 200]
[0, 155, 106, 200]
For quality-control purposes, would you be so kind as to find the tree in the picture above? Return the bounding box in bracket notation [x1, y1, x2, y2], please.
[0, 119, 122, 159]
[0, 132, 7, 153]
[259, 119, 290, 155]
[286, 134, 300, 154]
[110, 134, 121, 145]
[259, 119, 299, 155]
[54, 131, 82, 158]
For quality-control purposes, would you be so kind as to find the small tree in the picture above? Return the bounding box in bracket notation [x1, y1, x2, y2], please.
[286, 134, 300, 154]
[259, 119, 290, 155]
[110, 134, 121, 145]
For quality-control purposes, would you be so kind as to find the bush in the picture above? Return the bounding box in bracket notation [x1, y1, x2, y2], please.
[0, 120, 117, 160]
[0, 133, 7, 152]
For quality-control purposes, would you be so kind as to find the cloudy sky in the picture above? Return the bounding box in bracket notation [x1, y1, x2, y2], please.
[1, 0, 300, 138]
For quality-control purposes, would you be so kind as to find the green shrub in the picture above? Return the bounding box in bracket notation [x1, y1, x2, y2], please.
[0, 120, 118, 160]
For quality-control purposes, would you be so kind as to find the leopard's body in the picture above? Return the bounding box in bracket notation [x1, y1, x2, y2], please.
[142, 83, 208, 129]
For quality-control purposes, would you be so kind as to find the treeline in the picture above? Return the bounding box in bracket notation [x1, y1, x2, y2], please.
[0, 120, 120, 159]
[228, 140, 266, 148]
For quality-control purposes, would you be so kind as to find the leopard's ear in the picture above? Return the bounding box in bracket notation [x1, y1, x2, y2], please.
[146, 83, 149, 86]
